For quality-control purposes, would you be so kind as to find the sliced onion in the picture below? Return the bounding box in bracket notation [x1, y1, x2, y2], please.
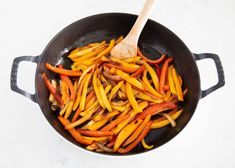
[103, 71, 121, 81]
[160, 113, 176, 127]
[96, 142, 113, 152]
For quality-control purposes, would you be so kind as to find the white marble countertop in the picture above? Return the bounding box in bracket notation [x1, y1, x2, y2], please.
[1, 0, 234, 167]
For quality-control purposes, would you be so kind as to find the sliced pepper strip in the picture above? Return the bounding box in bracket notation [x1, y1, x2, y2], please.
[142, 69, 162, 98]
[130, 65, 145, 77]
[123, 115, 151, 146]
[116, 70, 144, 90]
[83, 136, 110, 142]
[159, 57, 173, 94]
[110, 57, 140, 69]
[126, 82, 142, 113]
[114, 119, 142, 151]
[45, 63, 82, 77]
[58, 66, 75, 100]
[172, 67, 184, 101]
[141, 139, 153, 149]
[151, 109, 183, 129]
[143, 61, 160, 91]
[95, 39, 115, 58]
[77, 129, 113, 137]
[79, 73, 92, 111]
[87, 118, 109, 131]
[57, 116, 92, 145]
[168, 65, 177, 95]
[41, 73, 63, 106]
[118, 121, 152, 153]
[136, 102, 177, 120]
[137, 47, 166, 64]
[101, 115, 130, 132]
[64, 100, 74, 119]
[109, 81, 124, 101]
[105, 63, 138, 73]
[93, 69, 105, 108]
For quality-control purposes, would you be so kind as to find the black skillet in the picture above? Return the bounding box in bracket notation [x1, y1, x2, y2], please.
[10, 13, 225, 155]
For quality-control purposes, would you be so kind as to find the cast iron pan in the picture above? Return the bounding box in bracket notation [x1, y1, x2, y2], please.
[10, 13, 225, 155]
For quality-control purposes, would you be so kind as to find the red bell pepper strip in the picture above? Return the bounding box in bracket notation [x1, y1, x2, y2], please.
[77, 129, 113, 137]
[45, 63, 82, 76]
[137, 47, 166, 64]
[131, 65, 145, 77]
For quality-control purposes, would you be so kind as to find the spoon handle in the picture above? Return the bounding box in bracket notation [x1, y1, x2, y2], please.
[127, 0, 157, 43]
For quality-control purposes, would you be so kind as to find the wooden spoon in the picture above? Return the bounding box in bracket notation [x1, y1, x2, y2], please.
[111, 0, 157, 59]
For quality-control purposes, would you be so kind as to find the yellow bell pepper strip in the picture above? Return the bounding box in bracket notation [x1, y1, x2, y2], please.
[163, 90, 172, 101]
[83, 136, 110, 142]
[142, 69, 162, 98]
[64, 100, 74, 119]
[77, 64, 95, 88]
[151, 109, 183, 129]
[101, 115, 130, 132]
[143, 61, 160, 91]
[57, 116, 92, 145]
[109, 81, 124, 101]
[126, 82, 142, 113]
[130, 65, 145, 77]
[135, 92, 163, 103]
[79, 73, 92, 111]
[59, 101, 69, 116]
[68, 41, 106, 58]
[141, 139, 153, 149]
[118, 121, 152, 154]
[45, 63, 82, 77]
[137, 47, 166, 64]
[178, 75, 183, 87]
[104, 111, 120, 119]
[77, 129, 113, 137]
[105, 63, 138, 73]
[93, 69, 105, 108]
[79, 100, 99, 116]
[41, 73, 63, 107]
[87, 118, 109, 131]
[95, 39, 115, 59]
[136, 102, 177, 120]
[60, 80, 69, 104]
[168, 65, 177, 95]
[116, 70, 145, 90]
[123, 115, 151, 146]
[97, 79, 112, 112]
[159, 57, 173, 94]
[122, 56, 141, 63]
[113, 101, 148, 135]
[65, 102, 99, 129]
[113, 119, 142, 152]
[111, 105, 126, 112]
[110, 57, 140, 69]
[72, 74, 87, 111]
[172, 67, 184, 101]
[115, 35, 124, 44]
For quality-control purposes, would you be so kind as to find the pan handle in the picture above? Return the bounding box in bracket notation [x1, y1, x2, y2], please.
[10, 56, 39, 103]
[194, 53, 225, 98]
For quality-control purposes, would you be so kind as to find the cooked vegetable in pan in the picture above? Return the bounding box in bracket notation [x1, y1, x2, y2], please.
[42, 36, 187, 153]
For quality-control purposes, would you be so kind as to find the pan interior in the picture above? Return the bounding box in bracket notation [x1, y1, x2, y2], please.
[36, 13, 200, 155]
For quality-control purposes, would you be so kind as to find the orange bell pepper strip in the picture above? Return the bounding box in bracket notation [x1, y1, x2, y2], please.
[116, 70, 145, 90]
[109, 81, 124, 101]
[126, 82, 142, 113]
[87, 118, 109, 131]
[45, 63, 82, 77]
[58, 65, 76, 100]
[113, 119, 142, 152]
[131, 65, 145, 77]
[71, 108, 81, 122]
[159, 57, 173, 94]
[136, 102, 177, 120]
[137, 47, 166, 64]
[101, 115, 130, 131]
[118, 121, 152, 153]
[123, 115, 151, 146]
[172, 67, 184, 101]
[105, 63, 137, 73]
[77, 129, 113, 137]
[57, 116, 92, 145]
[41, 73, 63, 106]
